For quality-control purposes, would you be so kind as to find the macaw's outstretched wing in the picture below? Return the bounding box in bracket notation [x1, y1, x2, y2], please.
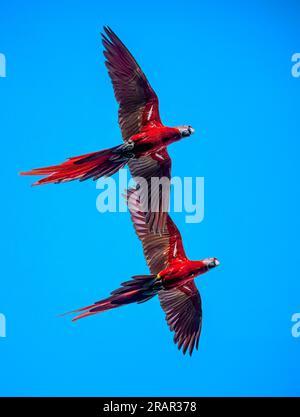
[102, 26, 163, 141]
[159, 282, 202, 356]
[127, 188, 187, 274]
[129, 150, 171, 234]
[103, 27, 170, 233]
[127, 188, 202, 355]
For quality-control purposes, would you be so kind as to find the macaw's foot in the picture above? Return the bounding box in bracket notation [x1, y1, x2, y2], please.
[123, 139, 134, 151]
[120, 140, 135, 158]
[111, 140, 135, 161]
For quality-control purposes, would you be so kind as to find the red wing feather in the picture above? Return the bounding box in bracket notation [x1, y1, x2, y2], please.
[102, 26, 163, 141]
[159, 281, 202, 356]
[127, 188, 187, 274]
[129, 149, 171, 234]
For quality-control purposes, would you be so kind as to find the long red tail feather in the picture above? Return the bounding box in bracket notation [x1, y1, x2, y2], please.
[20, 145, 127, 185]
[63, 275, 159, 322]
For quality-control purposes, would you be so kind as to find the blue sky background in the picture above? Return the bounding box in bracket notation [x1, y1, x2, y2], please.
[0, 0, 300, 396]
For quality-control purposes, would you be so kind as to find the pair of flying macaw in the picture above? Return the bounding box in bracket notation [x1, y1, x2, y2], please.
[21, 27, 220, 355]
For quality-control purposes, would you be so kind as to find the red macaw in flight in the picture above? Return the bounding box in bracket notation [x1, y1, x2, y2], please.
[66, 189, 219, 356]
[21, 26, 195, 233]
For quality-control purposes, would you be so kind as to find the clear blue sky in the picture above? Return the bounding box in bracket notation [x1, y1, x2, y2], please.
[0, 0, 299, 396]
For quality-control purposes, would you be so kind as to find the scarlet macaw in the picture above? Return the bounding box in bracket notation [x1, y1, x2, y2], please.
[67, 189, 219, 355]
[21, 27, 195, 233]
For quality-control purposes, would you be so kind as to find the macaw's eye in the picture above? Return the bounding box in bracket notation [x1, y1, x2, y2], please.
[208, 258, 220, 268]
[181, 129, 191, 137]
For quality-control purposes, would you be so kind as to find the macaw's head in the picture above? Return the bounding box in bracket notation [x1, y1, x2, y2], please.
[203, 257, 220, 270]
[177, 125, 195, 137]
